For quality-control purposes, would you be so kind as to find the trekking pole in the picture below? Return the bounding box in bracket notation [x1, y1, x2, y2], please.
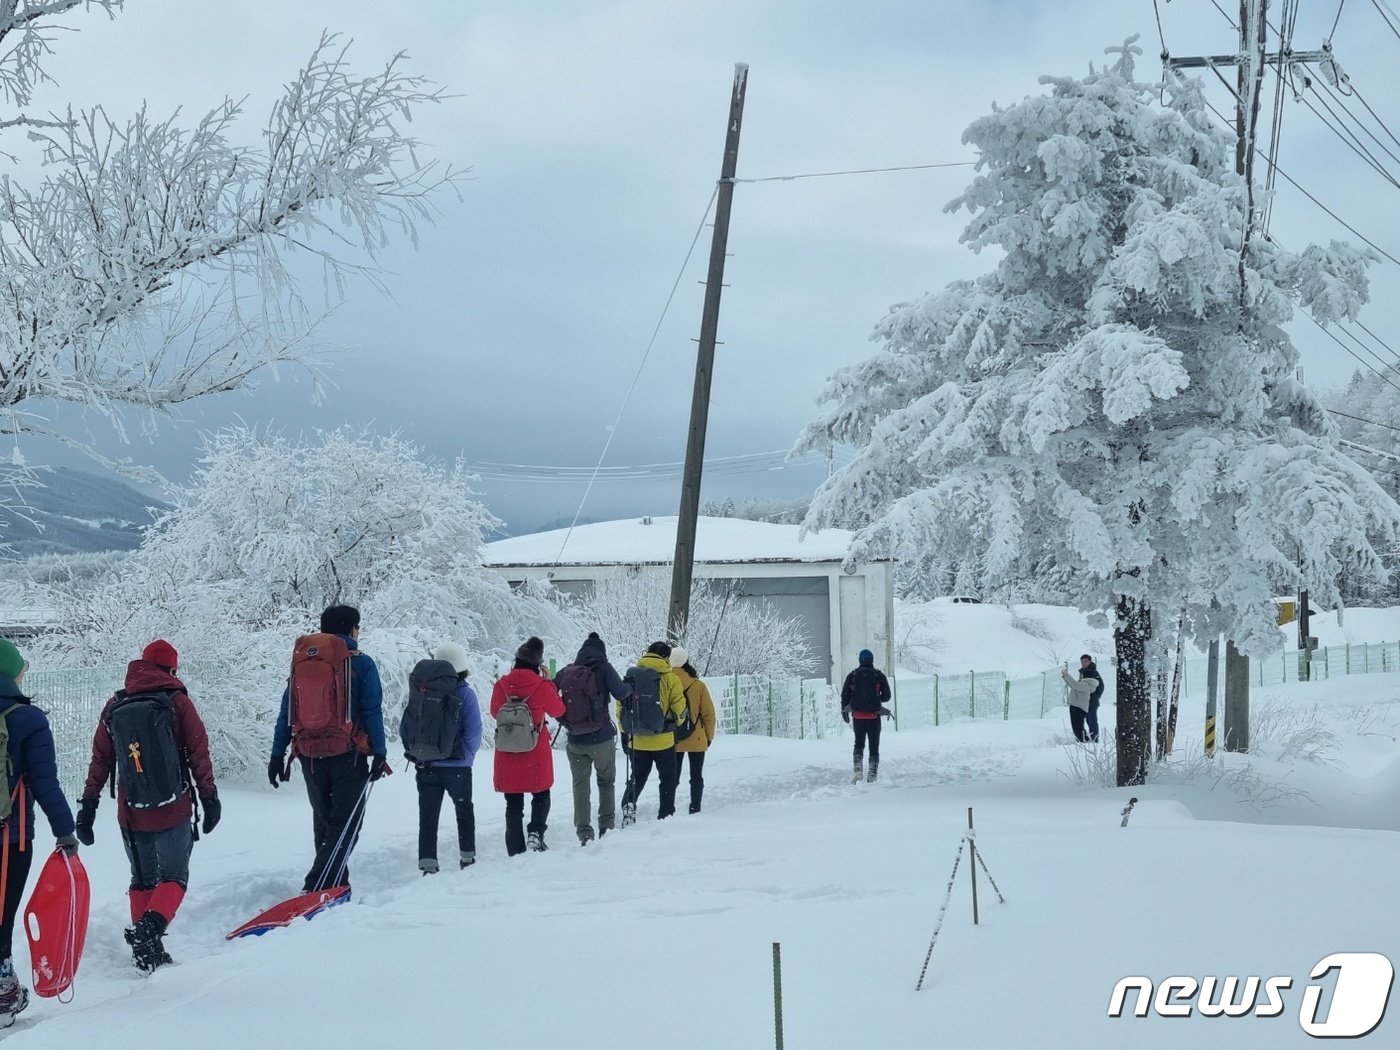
[915, 836, 967, 991]
[317, 778, 376, 893]
[1119, 796, 1139, 828]
[550, 723, 563, 747]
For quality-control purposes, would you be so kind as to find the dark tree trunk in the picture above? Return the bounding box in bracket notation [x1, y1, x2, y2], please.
[1115, 594, 1152, 786]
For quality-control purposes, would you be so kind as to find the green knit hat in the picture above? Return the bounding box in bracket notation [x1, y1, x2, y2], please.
[0, 638, 24, 680]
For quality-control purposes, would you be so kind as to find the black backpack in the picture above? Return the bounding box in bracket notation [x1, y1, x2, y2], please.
[107, 691, 185, 810]
[556, 663, 609, 735]
[401, 659, 465, 763]
[673, 680, 700, 742]
[620, 666, 667, 735]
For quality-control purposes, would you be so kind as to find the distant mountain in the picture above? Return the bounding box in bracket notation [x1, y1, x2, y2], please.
[496, 514, 608, 539]
[0, 468, 168, 559]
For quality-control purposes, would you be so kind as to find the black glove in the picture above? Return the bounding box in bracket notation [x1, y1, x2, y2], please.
[369, 754, 390, 782]
[841, 705, 851, 725]
[201, 795, 221, 835]
[55, 834, 79, 856]
[268, 755, 285, 789]
[74, 797, 98, 846]
[880, 705, 893, 719]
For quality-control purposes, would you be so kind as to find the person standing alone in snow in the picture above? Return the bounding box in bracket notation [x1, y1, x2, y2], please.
[842, 648, 891, 783]
[76, 640, 219, 973]
[490, 636, 565, 854]
[0, 639, 78, 1024]
[1060, 654, 1103, 743]
[402, 643, 482, 873]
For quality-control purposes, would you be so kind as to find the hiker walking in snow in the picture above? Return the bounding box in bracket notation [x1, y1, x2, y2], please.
[668, 648, 716, 814]
[618, 641, 688, 824]
[490, 636, 565, 854]
[556, 632, 630, 845]
[402, 643, 482, 873]
[1060, 654, 1104, 743]
[268, 604, 389, 894]
[0, 639, 78, 1025]
[76, 640, 219, 973]
[841, 648, 891, 783]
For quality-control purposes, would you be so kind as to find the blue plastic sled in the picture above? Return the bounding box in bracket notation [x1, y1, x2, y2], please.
[226, 885, 351, 940]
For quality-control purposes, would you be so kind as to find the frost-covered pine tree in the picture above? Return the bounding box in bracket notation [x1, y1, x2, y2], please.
[0, 3, 459, 473]
[797, 39, 1400, 786]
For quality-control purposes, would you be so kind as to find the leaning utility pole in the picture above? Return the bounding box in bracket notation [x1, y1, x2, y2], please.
[1167, 0, 1329, 754]
[668, 64, 749, 639]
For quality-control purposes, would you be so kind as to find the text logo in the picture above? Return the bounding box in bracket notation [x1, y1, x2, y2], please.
[1107, 953, 1394, 1038]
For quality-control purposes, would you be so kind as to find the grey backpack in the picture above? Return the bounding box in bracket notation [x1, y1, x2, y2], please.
[494, 694, 540, 753]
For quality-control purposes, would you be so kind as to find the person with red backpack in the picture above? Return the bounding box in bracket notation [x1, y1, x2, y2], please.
[75, 639, 218, 973]
[267, 605, 388, 893]
[555, 632, 631, 846]
[489, 637, 564, 855]
[0, 638, 78, 1026]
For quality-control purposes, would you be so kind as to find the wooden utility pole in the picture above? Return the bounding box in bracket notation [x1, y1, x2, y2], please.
[669, 63, 749, 639]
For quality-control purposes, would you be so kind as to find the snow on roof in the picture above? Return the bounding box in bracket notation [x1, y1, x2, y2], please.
[484, 516, 862, 567]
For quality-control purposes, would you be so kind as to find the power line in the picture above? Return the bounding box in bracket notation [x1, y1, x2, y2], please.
[1330, 0, 1349, 41]
[1370, 0, 1400, 43]
[729, 161, 973, 184]
[1303, 311, 1400, 395]
[1329, 408, 1400, 434]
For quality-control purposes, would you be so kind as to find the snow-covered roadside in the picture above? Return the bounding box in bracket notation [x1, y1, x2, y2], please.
[7, 675, 1398, 1049]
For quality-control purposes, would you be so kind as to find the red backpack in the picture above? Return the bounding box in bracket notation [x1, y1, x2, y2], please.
[288, 633, 365, 758]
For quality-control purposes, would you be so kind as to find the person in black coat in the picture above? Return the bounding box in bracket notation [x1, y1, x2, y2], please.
[0, 639, 79, 1026]
[841, 648, 892, 783]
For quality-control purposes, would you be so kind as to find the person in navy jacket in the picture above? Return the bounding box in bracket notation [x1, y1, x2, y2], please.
[405, 642, 483, 873]
[0, 638, 78, 1026]
[268, 605, 387, 893]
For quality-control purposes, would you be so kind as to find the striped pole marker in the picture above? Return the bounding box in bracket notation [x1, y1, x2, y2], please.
[1204, 713, 1217, 758]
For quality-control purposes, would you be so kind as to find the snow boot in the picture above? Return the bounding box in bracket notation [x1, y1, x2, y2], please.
[621, 802, 637, 828]
[0, 959, 28, 1027]
[124, 910, 170, 974]
[419, 858, 440, 876]
[526, 831, 548, 852]
[578, 826, 595, 846]
[460, 852, 476, 870]
[867, 760, 879, 784]
[851, 759, 864, 784]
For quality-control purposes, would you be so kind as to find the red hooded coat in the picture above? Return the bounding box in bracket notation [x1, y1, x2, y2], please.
[80, 660, 218, 833]
[489, 667, 564, 794]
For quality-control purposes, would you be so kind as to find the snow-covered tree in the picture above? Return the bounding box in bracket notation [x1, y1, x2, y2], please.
[576, 572, 812, 680]
[797, 39, 1400, 786]
[0, 3, 459, 473]
[44, 427, 569, 777]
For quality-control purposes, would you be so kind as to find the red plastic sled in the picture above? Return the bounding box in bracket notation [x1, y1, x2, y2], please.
[23, 849, 91, 1001]
[225, 885, 351, 940]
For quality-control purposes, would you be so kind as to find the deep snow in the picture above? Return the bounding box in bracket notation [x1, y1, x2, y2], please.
[7, 669, 1399, 1048]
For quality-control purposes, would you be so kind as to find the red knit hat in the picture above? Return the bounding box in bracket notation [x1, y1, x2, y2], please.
[142, 639, 178, 671]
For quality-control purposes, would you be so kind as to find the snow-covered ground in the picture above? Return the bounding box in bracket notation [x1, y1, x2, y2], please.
[10, 671, 1399, 1048]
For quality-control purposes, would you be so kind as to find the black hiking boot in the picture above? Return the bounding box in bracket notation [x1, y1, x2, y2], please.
[527, 831, 548, 852]
[124, 911, 170, 974]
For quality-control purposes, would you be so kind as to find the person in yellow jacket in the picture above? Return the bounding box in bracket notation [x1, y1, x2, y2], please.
[668, 647, 716, 814]
[619, 641, 687, 825]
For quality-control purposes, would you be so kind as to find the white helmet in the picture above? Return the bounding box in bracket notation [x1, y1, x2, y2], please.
[433, 642, 470, 674]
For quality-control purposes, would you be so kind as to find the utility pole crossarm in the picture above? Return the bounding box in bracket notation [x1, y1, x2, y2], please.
[1166, 50, 1326, 69]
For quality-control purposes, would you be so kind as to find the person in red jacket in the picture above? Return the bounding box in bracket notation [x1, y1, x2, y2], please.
[489, 636, 565, 855]
[74, 640, 219, 973]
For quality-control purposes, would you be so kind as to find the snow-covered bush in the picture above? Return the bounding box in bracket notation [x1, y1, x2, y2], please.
[574, 572, 812, 679]
[44, 427, 572, 776]
[798, 38, 1400, 785]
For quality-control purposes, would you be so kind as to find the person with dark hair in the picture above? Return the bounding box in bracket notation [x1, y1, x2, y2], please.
[0, 639, 77, 1025]
[268, 603, 387, 893]
[555, 632, 630, 845]
[619, 640, 688, 824]
[668, 647, 716, 814]
[841, 648, 891, 783]
[1060, 654, 1104, 743]
[76, 639, 219, 973]
[490, 636, 565, 854]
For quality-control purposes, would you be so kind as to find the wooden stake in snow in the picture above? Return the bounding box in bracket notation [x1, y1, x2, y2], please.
[772, 941, 785, 1050]
[967, 807, 980, 926]
[915, 814, 1008, 990]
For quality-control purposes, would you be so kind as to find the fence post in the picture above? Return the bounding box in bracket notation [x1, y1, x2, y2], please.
[933, 674, 940, 727]
[767, 678, 775, 737]
[1365, 644, 1371, 674]
[1324, 646, 1330, 680]
[891, 676, 900, 731]
[1003, 678, 1010, 720]
[1346, 643, 1351, 675]
[799, 680, 805, 740]
[732, 674, 740, 735]
[1385, 645, 1390, 674]
[969, 670, 976, 719]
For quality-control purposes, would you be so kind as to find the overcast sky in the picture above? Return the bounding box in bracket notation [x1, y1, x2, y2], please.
[21, 0, 1400, 532]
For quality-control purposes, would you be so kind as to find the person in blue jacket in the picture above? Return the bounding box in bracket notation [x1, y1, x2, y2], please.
[0, 639, 78, 1026]
[405, 643, 482, 873]
[267, 605, 387, 894]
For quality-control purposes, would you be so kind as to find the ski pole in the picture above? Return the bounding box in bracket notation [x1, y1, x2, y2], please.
[915, 836, 967, 991]
[1119, 796, 1139, 828]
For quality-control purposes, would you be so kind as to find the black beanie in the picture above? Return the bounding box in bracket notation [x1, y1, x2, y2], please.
[646, 640, 672, 659]
[516, 636, 545, 668]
